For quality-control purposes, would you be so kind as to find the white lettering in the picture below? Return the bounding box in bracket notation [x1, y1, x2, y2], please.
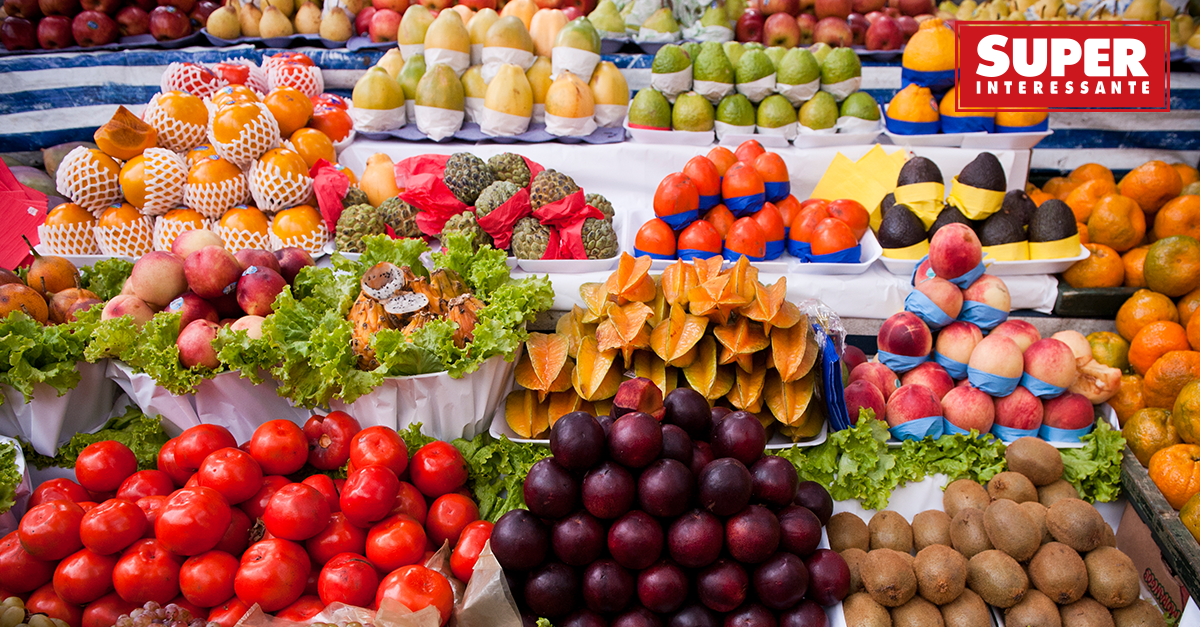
[1020, 81, 1027, 94]
[1113, 39, 1147, 77]
[1142, 81, 1150, 94]
[1051, 81, 1058, 94]
[976, 35, 1009, 77]
[1051, 39, 1082, 77]
[1013, 38, 1047, 77]
[1096, 81, 1106, 94]
[1067, 81, 1074, 94]
[1081, 81, 1089, 94]
[1085, 39, 1110, 77]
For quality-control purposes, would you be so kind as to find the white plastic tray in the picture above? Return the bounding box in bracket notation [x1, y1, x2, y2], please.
[879, 241, 1087, 277]
[624, 121, 715, 146]
[719, 133, 790, 148]
[517, 257, 620, 273]
[882, 129, 987, 147]
[34, 245, 134, 267]
[961, 129, 1054, 151]
[788, 230, 883, 276]
[791, 130, 884, 148]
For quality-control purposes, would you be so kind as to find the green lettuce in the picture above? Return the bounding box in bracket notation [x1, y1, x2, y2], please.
[451, 429, 551, 522]
[124, 313, 213, 396]
[22, 405, 168, 471]
[398, 422, 437, 453]
[1062, 418, 1125, 502]
[0, 308, 98, 406]
[79, 258, 134, 301]
[0, 441, 20, 515]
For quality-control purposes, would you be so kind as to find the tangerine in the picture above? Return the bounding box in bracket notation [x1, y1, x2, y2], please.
[309, 106, 353, 143]
[1116, 288, 1180, 341]
[272, 205, 323, 240]
[1087, 331, 1130, 371]
[1148, 443, 1200, 509]
[98, 203, 143, 228]
[1123, 246, 1149, 288]
[827, 199, 869, 240]
[45, 203, 95, 227]
[259, 148, 310, 179]
[724, 217, 766, 260]
[1078, 221, 1090, 244]
[1120, 160, 1183, 213]
[634, 218, 677, 258]
[290, 128, 336, 169]
[811, 218, 858, 256]
[155, 91, 208, 127]
[188, 155, 243, 186]
[264, 86, 314, 138]
[704, 205, 735, 239]
[211, 103, 267, 145]
[751, 203, 785, 243]
[1109, 374, 1146, 426]
[1175, 379, 1200, 444]
[1043, 176, 1080, 200]
[734, 140, 765, 164]
[160, 208, 206, 230]
[1124, 408, 1180, 467]
[1028, 187, 1054, 206]
[1153, 194, 1200, 241]
[1189, 310, 1200, 352]
[677, 220, 722, 256]
[1061, 243, 1124, 288]
[1087, 194, 1145, 252]
[186, 145, 218, 167]
[774, 195, 802, 229]
[118, 155, 147, 209]
[1144, 350, 1200, 409]
[682, 156, 721, 199]
[220, 205, 270, 235]
[334, 163, 358, 187]
[789, 204, 831, 245]
[1064, 179, 1118, 222]
[1068, 163, 1115, 185]
[1129, 320, 1190, 375]
[653, 173, 700, 224]
[1182, 493, 1200, 542]
[1179, 287, 1200, 327]
[1173, 163, 1200, 187]
[1144, 235, 1200, 297]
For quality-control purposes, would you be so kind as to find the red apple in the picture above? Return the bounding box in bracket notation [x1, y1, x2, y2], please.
[560, 5, 581, 18]
[80, 0, 119, 14]
[3, 0, 41, 20]
[814, 0, 850, 19]
[459, 0, 496, 7]
[895, 14, 917, 38]
[189, 0, 218, 26]
[763, 11, 801, 46]
[897, 0, 932, 15]
[212, 61, 249, 84]
[157, 0, 196, 14]
[130, 0, 155, 11]
[116, 5, 150, 35]
[37, 14, 74, 46]
[368, 7, 399, 41]
[420, 0, 451, 10]
[812, 15, 851, 46]
[761, 0, 799, 16]
[149, 4, 191, 39]
[864, 13, 902, 49]
[72, 10, 119, 45]
[847, 11, 867, 44]
[795, 12, 816, 43]
[852, 0, 884, 13]
[372, 0, 405, 12]
[735, 8, 764, 42]
[559, 0, 594, 15]
[865, 9, 884, 21]
[532, 0, 559, 7]
[355, 5, 375, 34]
[38, 0, 79, 16]
[0, 16, 38, 49]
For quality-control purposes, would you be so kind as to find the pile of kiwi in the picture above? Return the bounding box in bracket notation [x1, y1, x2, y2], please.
[829, 437, 1166, 627]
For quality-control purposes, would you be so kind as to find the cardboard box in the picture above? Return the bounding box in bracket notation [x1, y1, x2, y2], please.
[1116, 502, 1190, 620]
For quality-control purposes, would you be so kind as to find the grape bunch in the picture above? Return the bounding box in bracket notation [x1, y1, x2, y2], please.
[110, 602, 217, 627]
[0, 597, 69, 627]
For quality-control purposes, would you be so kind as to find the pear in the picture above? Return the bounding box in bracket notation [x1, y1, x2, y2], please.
[672, 92, 714, 132]
[259, 5, 294, 37]
[545, 71, 594, 119]
[239, 3, 262, 37]
[377, 49, 406, 78]
[354, 66, 406, 110]
[469, 8, 500, 47]
[342, 0, 364, 14]
[319, 8, 352, 41]
[641, 7, 679, 33]
[628, 87, 671, 129]
[462, 65, 488, 100]
[529, 8, 568, 58]
[452, 5, 475, 23]
[555, 16, 600, 54]
[397, 54, 427, 102]
[500, 0, 537, 29]
[226, 0, 240, 13]
[725, 0, 746, 24]
[777, 47, 819, 87]
[588, 61, 628, 105]
[723, 41, 745, 68]
[485, 63, 534, 117]
[416, 64, 466, 111]
[809, 42, 831, 64]
[263, 0, 292, 19]
[699, 5, 728, 28]
[293, 1, 321, 34]
[587, 0, 625, 34]
[399, 5, 435, 47]
[1122, 0, 1157, 19]
[425, 10, 471, 55]
[765, 46, 787, 68]
[527, 55, 553, 107]
[206, 5, 241, 39]
[1176, 14, 1196, 42]
[486, 15, 535, 52]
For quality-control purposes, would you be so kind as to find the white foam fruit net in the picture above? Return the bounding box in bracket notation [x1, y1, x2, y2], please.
[268, 63, 324, 99]
[143, 92, 208, 153]
[249, 158, 314, 213]
[56, 146, 124, 215]
[37, 222, 101, 255]
[213, 58, 269, 95]
[153, 214, 210, 251]
[184, 172, 250, 220]
[208, 102, 280, 169]
[95, 216, 155, 257]
[213, 222, 271, 252]
[140, 148, 188, 216]
[269, 219, 329, 254]
[162, 62, 227, 99]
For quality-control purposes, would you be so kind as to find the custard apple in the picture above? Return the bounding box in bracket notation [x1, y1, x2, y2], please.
[379, 196, 420, 238]
[487, 152, 532, 188]
[342, 187, 369, 209]
[511, 216, 552, 259]
[442, 211, 492, 251]
[530, 169, 580, 210]
[581, 217, 618, 259]
[586, 193, 614, 221]
[336, 204, 386, 253]
[444, 152, 495, 206]
[476, 181, 521, 220]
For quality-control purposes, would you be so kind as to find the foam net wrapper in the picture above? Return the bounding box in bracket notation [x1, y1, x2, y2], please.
[56, 146, 124, 215]
[37, 222, 101, 255]
[94, 217, 155, 257]
[249, 159, 314, 213]
[161, 62, 226, 99]
[139, 148, 189, 216]
[153, 215, 210, 251]
[143, 92, 208, 153]
[208, 102, 280, 169]
[213, 222, 271, 252]
[212, 57, 268, 95]
[184, 173, 250, 219]
[268, 63, 325, 99]
[269, 220, 329, 254]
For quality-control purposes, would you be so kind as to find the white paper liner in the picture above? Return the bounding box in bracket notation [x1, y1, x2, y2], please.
[596, 29, 626, 39]
[835, 114, 882, 133]
[425, 47, 471, 77]
[775, 78, 820, 107]
[482, 47, 536, 83]
[153, 215, 209, 251]
[0, 435, 31, 532]
[736, 72, 776, 103]
[213, 222, 270, 251]
[184, 172, 250, 220]
[480, 106, 531, 136]
[636, 27, 680, 42]
[140, 147, 189, 216]
[715, 120, 755, 140]
[161, 62, 226, 99]
[268, 63, 325, 99]
[692, 79, 733, 104]
[551, 47, 601, 83]
[820, 76, 862, 101]
[208, 102, 281, 169]
[0, 361, 117, 457]
[683, 23, 734, 42]
[405, 100, 416, 122]
[651, 65, 692, 102]
[624, 0, 658, 30]
[56, 146, 123, 213]
[249, 157, 314, 213]
[757, 121, 798, 140]
[350, 104, 408, 131]
[544, 111, 597, 137]
[269, 220, 330, 254]
[94, 217, 155, 257]
[470, 43, 484, 67]
[143, 92, 208, 153]
[464, 97, 486, 124]
[415, 105, 465, 141]
[37, 222, 101, 255]
[400, 43, 425, 60]
[532, 102, 546, 124]
[593, 103, 628, 128]
[798, 122, 837, 135]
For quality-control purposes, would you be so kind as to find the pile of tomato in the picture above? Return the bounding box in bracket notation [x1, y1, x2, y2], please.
[0, 413, 493, 627]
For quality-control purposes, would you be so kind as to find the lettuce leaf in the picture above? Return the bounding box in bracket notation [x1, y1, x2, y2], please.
[452, 430, 551, 522]
[23, 405, 168, 471]
[0, 441, 20, 515]
[79, 258, 134, 301]
[373, 329, 446, 377]
[84, 314, 141, 362]
[337, 235, 429, 280]
[124, 313, 214, 396]
[398, 422, 437, 453]
[0, 308, 97, 406]
[1062, 419, 1125, 503]
[432, 233, 511, 300]
[214, 326, 279, 385]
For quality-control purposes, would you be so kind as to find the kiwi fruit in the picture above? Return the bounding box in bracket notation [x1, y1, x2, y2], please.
[1111, 599, 1168, 627]
[983, 498, 1041, 561]
[913, 544, 967, 605]
[843, 547, 868, 595]
[987, 471, 1039, 503]
[966, 549, 1028, 608]
[829, 512, 870, 552]
[878, 204, 928, 250]
[1040, 479, 1082, 507]
[890, 595, 945, 627]
[1005, 437, 1065, 486]
[1047, 498, 1105, 553]
[1029, 542, 1089, 605]
[897, 156, 944, 187]
[1006, 589, 1064, 627]
[940, 589, 989, 627]
[1101, 523, 1117, 547]
[870, 510, 914, 553]
[912, 510, 952, 551]
[949, 508, 993, 559]
[862, 548, 918, 608]
[1060, 597, 1116, 627]
[958, 152, 1006, 192]
[1085, 547, 1140, 609]
[1020, 500, 1052, 544]
[843, 592, 893, 627]
[943, 479, 990, 518]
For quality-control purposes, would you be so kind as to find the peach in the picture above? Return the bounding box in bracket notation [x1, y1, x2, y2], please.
[65, 298, 102, 322]
[185, 245, 244, 300]
[1023, 338, 1078, 390]
[843, 345, 868, 373]
[913, 257, 935, 286]
[968, 335, 1024, 379]
[177, 319, 220, 369]
[934, 321, 983, 365]
[101, 294, 155, 327]
[1050, 330, 1092, 368]
[120, 277, 135, 296]
[849, 362, 900, 401]
[130, 251, 188, 308]
[236, 266, 288, 317]
[962, 274, 1011, 314]
[1042, 392, 1095, 431]
[901, 361, 955, 400]
[877, 311, 933, 358]
[164, 291, 219, 329]
[988, 319, 1041, 352]
[171, 229, 225, 259]
[915, 277, 963, 320]
[844, 380, 886, 424]
[234, 249, 282, 274]
[942, 385, 995, 433]
[929, 223, 982, 281]
[275, 247, 315, 284]
[1069, 360, 1121, 404]
[230, 315, 266, 339]
[884, 383, 943, 427]
[993, 386, 1044, 431]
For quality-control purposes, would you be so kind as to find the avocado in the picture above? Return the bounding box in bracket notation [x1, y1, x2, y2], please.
[880, 193, 896, 218]
[958, 152, 1006, 192]
[878, 204, 928, 249]
[1029, 199, 1078, 242]
[979, 212, 1027, 246]
[999, 190, 1037, 229]
[897, 156, 943, 187]
[928, 205, 975, 239]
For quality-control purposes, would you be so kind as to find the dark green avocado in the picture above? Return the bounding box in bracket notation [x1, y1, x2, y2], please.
[928, 205, 975, 239]
[958, 152, 1006, 192]
[999, 190, 1037, 229]
[897, 157, 944, 187]
[880, 193, 896, 218]
[979, 212, 1027, 246]
[877, 204, 928, 249]
[1029, 199, 1078, 242]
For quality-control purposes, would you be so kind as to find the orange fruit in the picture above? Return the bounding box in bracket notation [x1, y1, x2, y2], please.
[1178, 287, 1200, 327]
[290, 129, 336, 169]
[98, 203, 143, 228]
[1109, 374, 1146, 426]
[186, 145, 218, 167]
[219, 206, 270, 235]
[1122, 246, 1149, 288]
[706, 147, 737, 177]
[1175, 379, 1200, 444]
[1144, 350, 1200, 408]
[734, 140, 765, 164]
[789, 203, 831, 245]
[188, 155, 242, 186]
[677, 220, 722, 256]
[1116, 288, 1179, 341]
[1182, 493, 1200, 542]
[1043, 176, 1080, 200]
[94, 106, 157, 161]
[774, 195, 802, 229]
[334, 163, 358, 187]
[1077, 222, 1090, 244]
[1120, 160, 1184, 214]
[1088, 331, 1130, 371]
[752, 152, 789, 188]
[1065, 179, 1118, 222]
[721, 163, 765, 206]
[1144, 235, 1200, 297]
[118, 155, 147, 209]
[1124, 408, 1181, 466]
[1069, 163, 1116, 185]
[811, 218, 858, 256]
[1129, 320, 1190, 375]
[160, 208, 206, 230]
[309, 107, 353, 143]
[704, 205, 735, 239]
[1061, 243, 1124, 288]
[1172, 163, 1200, 187]
[45, 203, 95, 227]
[1189, 311, 1200, 352]
[751, 203, 786, 244]
[682, 156, 721, 199]
[827, 199, 869, 240]
[211, 85, 260, 109]
[725, 217, 767, 260]
[1028, 188, 1054, 206]
[1087, 194, 1145, 252]
[264, 87, 314, 138]
[155, 91, 208, 127]
[211, 103, 267, 145]
[634, 218, 677, 257]
[1149, 443, 1200, 509]
[272, 204, 323, 240]
[653, 173, 700, 221]
[259, 148, 310, 179]
[1153, 194, 1200, 241]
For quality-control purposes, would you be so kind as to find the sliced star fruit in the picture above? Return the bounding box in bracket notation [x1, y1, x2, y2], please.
[771, 316, 818, 383]
[505, 388, 550, 438]
[650, 304, 709, 368]
[556, 306, 596, 359]
[765, 369, 816, 427]
[687, 273, 732, 322]
[693, 256, 724, 285]
[573, 335, 624, 401]
[647, 282, 669, 328]
[722, 256, 759, 304]
[779, 397, 825, 441]
[740, 277, 801, 334]
[727, 356, 766, 412]
[712, 316, 770, 373]
[661, 260, 699, 307]
[579, 282, 612, 324]
[596, 301, 654, 366]
[682, 335, 735, 401]
[548, 390, 590, 427]
[515, 332, 574, 400]
[604, 253, 657, 305]
[592, 398, 613, 418]
[630, 350, 677, 398]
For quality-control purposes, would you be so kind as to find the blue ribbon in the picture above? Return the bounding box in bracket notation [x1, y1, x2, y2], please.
[946, 262, 988, 288]
[900, 67, 956, 94]
[909, 256, 937, 287]
[764, 181, 790, 203]
[878, 350, 929, 374]
[967, 366, 1020, 397]
[884, 113, 941, 136]
[1039, 423, 1094, 443]
[677, 248, 719, 261]
[1020, 373, 1068, 399]
[807, 244, 862, 264]
[889, 415, 945, 442]
[933, 351, 968, 380]
[764, 239, 785, 260]
[722, 248, 766, 263]
[991, 424, 1040, 443]
[633, 248, 675, 260]
[698, 194, 722, 211]
[904, 289, 957, 330]
[943, 420, 992, 438]
[959, 300, 1008, 330]
[783, 227, 789, 240]
[996, 119, 1049, 133]
[726, 192, 766, 217]
[786, 239, 812, 261]
[941, 115, 995, 134]
[658, 208, 700, 232]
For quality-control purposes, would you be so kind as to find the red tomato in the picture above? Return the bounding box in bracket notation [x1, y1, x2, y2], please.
[239, 475, 290, 520]
[375, 565, 453, 626]
[135, 495, 167, 538]
[53, 548, 117, 605]
[248, 420, 307, 476]
[450, 520, 493, 583]
[80, 499, 146, 556]
[169, 596, 207, 619]
[29, 478, 90, 508]
[77, 501, 100, 512]
[366, 514, 426, 572]
[0, 531, 55, 593]
[811, 217, 858, 255]
[826, 198, 870, 240]
[304, 411, 362, 471]
[389, 481, 427, 527]
[215, 508, 253, 556]
[112, 539, 182, 605]
[317, 553, 378, 607]
[175, 425, 237, 473]
[117, 470, 175, 501]
[305, 512, 368, 566]
[310, 93, 349, 110]
[75, 441, 137, 493]
[198, 448, 263, 505]
[234, 539, 310, 612]
[156, 487, 232, 557]
[263, 483, 331, 541]
[304, 567, 319, 597]
[409, 442, 467, 499]
[426, 494, 479, 549]
[349, 426, 408, 477]
[27, 583, 84, 627]
[208, 597, 250, 627]
[275, 595, 325, 622]
[341, 466, 399, 528]
[179, 551, 238, 609]
[302, 474, 340, 514]
[82, 592, 137, 627]
[157, 440, 191, 487]
[184, 474, 201, 488]
[19, 500, 85, 561]
[272, 52, 314, 66]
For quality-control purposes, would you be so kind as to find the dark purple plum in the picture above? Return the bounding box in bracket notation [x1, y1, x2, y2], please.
[597, 415, 614, 437]
[664, 388, 711, 441]
[711, 407, 732, 428]
[552, 411, 606, 470]
[698, 458, 752, 517]
[553, 510, 606, 566]
[609, 411, 664, 469]
[492, 509, 549, 571]
[723, 603, 777, 627]
[777, 505, 822, 557]
[793, 481, 833, 526]
[778, 601, 828, 627]
[608, 510, 663, 570]
[696, 559, 749, 613]
[562, 610, 608, 627]
[667, 508, 723, 569]
[638, 458, 693, 518]
[582, 460, 636, 520]
[725, 504, 780, 564]
[636, 560, 688, 614]
[521, 612, 538, 627]
[804, 549, 850, 607]
[753, 553, 808, 611]
[661, 424, 694, 467]
[750, 456, 799, 508]
[711, 411, 767, 467]
[612, 607, 663, 627]
[525, 457, 579, 519]
[669, 604, 721, 627]
[690, 441, 714, 478]
[582, 559, 635, 615]
[509, 572, 528, 608]
[524, 562, 580, 620]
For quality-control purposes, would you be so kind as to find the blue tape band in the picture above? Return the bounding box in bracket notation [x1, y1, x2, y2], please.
[698, 193, 722, 211]
[884, 113, 941, 136]
[889, 415, 945, 442]
[996, 119, 1049, 133]
[947, 262, 988, 288]
[1020, 373, 1068, 399]
[764, 239, 785, 260]
[764, 181, 791, 203]
[658, 208, 700, 232]
[1039, 423, 1093, 443]
[633, 248, 675, 260]
[901, 67, 956, 93]
[933, 351, 968, 380]
[904, 289, 957, 330]
[722, 249, 766, 263]
[726, 192, 766, 217]
[677, 248, 720, 261]
[991, 424, 1040, 443]
[909, 255, 935, 287]
[807, 244, 862, 264]
[942, 420, 992, 438]
[783, 226, 789, 240]
[959, 300, 1008, 330]
[878, 350, 929, 374]
[786, 239, 812, 261]
[967, 366, 1020, 397]
[941, 115, 996, 134]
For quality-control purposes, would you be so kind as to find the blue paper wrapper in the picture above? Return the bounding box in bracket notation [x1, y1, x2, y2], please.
[959, 300, 1008, 330]
[659, 209, 699, 232]
[904, 289, 956, 330]
[910, 256, 936, 286]
[933, 351, 968, 380]
[884, 113, 941, 136]
[698, 194, 722, 211]
[941, 115, 996, 134]
[991, 424, 1040, 443]
[947, 262, 988, 288]
[890, 415, 945, 441]
[764, 181, 790, 203]
[633, 248, 675, 260]
[786, 239, 812, 261]
[726, 192, 766, 217]
[1039, 423, 1094, 443]
[967, 366, 1020, 397]
[996, 119, 1049, 133]
[722, 248, 766, 263]
[1020, 373, 1068, 399]
[764, 239, 785, 260]
[901, 67, 956, 94]
[943, 420, 992, 438]
[678, 248, 719, 261]
[807, 245, 862, 264]
[878, 350, 929, 374]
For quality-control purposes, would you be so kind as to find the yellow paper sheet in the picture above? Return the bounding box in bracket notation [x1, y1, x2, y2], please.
[810, 144, 908, 230]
